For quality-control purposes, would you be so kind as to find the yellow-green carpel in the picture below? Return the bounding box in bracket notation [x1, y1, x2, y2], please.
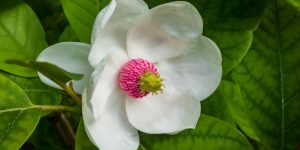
[139, 71, 164, 95]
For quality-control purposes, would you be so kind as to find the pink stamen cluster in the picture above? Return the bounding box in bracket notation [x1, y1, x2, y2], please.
[119, 58, 157, 98]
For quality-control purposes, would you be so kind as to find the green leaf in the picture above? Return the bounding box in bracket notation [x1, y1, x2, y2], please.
[145, 0, 267, 75]
[202, 79, 259, 141]
[288, 0, 300, 7]
[5, 59, 83, 87]
[75, 120, 97, 150]
[140, 114, 253, 150]
[232, 0, 300, 149]
[0, 2, 47, 77]
[59, 25, 79, 42]
[60, 0, 109, 43]
[201, 79, 236, 124]
[0, 74, 41, 149]
[1, 72, 62, 108]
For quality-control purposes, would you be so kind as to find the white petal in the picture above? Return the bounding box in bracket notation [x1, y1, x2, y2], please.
[157, 36, 222, 101]
[126, 88, 201, 134]
[82, 88, 139, 150]
[87, 50, 128, 119]
[127, 1, 203, 63]
[89, 0, 149, 67]
[91, 1, 116, 43]
[37, 42, 93, 94]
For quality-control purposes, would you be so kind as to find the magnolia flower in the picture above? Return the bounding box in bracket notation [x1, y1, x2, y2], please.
[37, 0, 222, 150]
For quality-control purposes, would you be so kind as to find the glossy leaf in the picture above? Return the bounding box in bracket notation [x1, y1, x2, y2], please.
[0, 74, 41, 149]
[5, 59, 83, 87]
[75, 120, 97, 150]
[288, 0, 300, 7]
[140, 114, 253, 150]
[61, 0, 109, 43]
[0, 2, 47, 77]
[202, 79, 259, 141]
[145, 0, 267, 75]
[1, 72, 62, 106]
[232, 0, 300, 149]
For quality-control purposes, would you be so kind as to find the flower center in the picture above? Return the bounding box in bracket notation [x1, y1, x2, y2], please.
[119, 59, 164, 98]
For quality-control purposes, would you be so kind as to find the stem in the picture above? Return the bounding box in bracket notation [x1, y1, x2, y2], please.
[140, 144, 147, 150]
[59, 113, 75, 147]
[35, 105, 79, 113]
[49, 113, 75, 149]
[61, 84, 81, 105]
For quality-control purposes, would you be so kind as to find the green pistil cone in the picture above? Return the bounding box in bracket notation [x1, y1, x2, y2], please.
[139, 71, 164, 94]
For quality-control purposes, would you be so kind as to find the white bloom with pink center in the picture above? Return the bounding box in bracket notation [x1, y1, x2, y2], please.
[37, 0, 222, 150]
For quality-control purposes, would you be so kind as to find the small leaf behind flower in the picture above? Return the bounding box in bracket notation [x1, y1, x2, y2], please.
[75, 120, 97, 150]
[5, 59, 83, 86]
[60, 0, 110, 43]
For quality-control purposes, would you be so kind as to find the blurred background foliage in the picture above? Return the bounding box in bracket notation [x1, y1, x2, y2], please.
[25, 0, 69, 44]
